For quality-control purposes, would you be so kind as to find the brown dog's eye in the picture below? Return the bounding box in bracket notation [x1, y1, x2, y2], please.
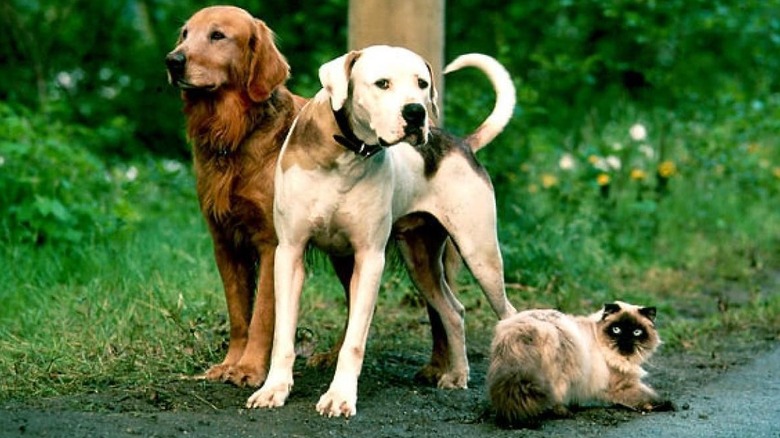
[374, 79, 390, 90]
[210, 31, 226, 41]
[418, 79, 429, 89]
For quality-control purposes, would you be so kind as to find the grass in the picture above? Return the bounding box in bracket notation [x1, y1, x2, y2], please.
[1, 105, 779, 403]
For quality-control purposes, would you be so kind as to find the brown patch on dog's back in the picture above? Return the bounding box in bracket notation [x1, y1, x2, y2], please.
[281, 96, 350, 172]
[416, 128, 491, 183]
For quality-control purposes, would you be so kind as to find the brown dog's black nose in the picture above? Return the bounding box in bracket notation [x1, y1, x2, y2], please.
[402, 103, 426, 126]
[165, 51, 186, 78]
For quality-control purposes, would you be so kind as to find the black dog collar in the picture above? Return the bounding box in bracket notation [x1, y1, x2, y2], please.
[332, 108, 384, 158]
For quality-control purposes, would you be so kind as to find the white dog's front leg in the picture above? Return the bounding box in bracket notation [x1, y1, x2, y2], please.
[246, 243, 305, 409]
[315, 249, 385, 418]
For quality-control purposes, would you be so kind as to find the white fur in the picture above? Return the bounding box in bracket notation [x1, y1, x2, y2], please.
[246, 46, 516, 417]
[319, 45, 437, 145]
[444, 54, 516, 151]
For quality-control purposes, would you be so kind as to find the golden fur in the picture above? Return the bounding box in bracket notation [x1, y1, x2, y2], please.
[166, 6, 307, 386]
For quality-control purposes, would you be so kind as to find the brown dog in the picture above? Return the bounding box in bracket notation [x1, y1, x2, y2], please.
[165, 5, 487, 390]
[165, 5, 310, 386]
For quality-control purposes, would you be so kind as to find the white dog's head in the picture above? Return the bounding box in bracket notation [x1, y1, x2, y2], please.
[319, 45, 439, 147]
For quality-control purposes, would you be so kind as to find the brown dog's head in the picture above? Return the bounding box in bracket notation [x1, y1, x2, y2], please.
[165, 6, 289, 102]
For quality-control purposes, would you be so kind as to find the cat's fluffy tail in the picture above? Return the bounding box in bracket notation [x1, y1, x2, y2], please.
[487, 355, 551, 428]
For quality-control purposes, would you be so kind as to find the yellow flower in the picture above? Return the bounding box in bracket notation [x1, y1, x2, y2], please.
[520, 163, 532, 173]
[658, 160, 677, 178]
[630, 168, 647, 181]
[541, 173, 558, 188]
[596, 173, 611, 186]
[588, 155, 600, 165]
[528, 183, 539, 193]
[747, 143, 760, 154]
[773, 167, 780, 179]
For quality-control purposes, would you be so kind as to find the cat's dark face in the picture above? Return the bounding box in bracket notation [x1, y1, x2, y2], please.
[599, 302, 659, 358]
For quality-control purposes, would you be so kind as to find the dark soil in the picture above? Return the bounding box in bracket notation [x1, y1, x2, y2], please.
[2, 332, 777, 438]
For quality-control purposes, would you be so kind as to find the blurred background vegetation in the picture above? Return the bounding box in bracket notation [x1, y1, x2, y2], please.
[1, 0, 779, 398]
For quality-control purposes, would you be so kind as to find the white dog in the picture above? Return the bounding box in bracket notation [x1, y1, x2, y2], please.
[246, 45, 517, 417]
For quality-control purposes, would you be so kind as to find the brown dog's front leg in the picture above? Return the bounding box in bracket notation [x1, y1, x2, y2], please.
[204, 235, 255, 383]
[226, 243, 276, 387]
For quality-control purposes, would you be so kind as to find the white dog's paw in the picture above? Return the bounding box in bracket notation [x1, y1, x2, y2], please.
[437, 370, 469, 389]
[245, 382, 291, 409]
[315, 388, 357, 418]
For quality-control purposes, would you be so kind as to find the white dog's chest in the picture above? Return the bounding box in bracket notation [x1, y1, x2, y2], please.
[277, 152, 403, 252]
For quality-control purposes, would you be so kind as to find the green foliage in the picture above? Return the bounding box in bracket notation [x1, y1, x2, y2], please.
[0, 103, 131, 244]
[0, 102, 195, 246]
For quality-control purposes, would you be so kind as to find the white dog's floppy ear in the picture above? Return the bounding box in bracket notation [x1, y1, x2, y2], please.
[319, 50, 361, 111]
[425, 61, 440, 120]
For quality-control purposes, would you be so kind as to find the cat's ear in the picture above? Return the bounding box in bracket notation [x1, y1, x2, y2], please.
[639, 306, 657, 322]
[602, 302, 621, 319]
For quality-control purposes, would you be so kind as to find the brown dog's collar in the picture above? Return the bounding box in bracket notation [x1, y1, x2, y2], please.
[332, 108, 384, 158]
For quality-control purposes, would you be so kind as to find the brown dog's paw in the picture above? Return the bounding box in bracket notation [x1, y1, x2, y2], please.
[224, 363, 268, 387]
[202, 363, 233, 382]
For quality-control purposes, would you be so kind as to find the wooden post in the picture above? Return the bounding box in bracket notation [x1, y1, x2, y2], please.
[348, 0, 445, 123]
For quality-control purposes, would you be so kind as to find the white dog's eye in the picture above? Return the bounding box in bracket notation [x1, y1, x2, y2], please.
[417, 78, 429, 89]
[374, 79, 390, 90]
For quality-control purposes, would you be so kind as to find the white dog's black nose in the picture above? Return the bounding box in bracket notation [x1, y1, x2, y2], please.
[402, 103, 426, 126]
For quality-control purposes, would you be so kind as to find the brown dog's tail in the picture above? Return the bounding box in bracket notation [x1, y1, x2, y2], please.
[444, 54, 516, 152]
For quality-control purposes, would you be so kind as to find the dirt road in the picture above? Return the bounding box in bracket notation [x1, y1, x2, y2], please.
[2, 338, 778, 438]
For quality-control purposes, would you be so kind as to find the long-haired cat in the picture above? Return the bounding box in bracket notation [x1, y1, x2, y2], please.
[487, 301, 672, 428]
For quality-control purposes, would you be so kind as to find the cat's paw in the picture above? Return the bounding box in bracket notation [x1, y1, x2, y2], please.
[642, 399, 676, 412]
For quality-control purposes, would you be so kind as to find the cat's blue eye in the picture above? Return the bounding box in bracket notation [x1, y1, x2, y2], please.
[611, 326, 621, 334]
[633, 329, 643, 337]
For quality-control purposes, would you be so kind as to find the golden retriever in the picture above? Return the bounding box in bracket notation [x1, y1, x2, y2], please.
[165, 5, 309, 386]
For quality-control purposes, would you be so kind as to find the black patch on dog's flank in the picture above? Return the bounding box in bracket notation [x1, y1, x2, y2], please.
[416, 128, 491, 183]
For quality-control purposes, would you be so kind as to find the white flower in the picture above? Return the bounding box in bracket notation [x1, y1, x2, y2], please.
[593, 157, 610, 172]
[639, 144, 655, 159]
[629, 123, 647, 141]
[56, 71, 74, 89]
[612, 142, 624, 151]
[558, 153, 576, 171]
[125, 166, 138, 181]
[162, 159, 183, 173]
[0, 155, 5, 167]
[605, 155, 622, 171]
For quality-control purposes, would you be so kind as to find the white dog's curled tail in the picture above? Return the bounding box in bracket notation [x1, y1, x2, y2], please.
[444, 54, 516, 152]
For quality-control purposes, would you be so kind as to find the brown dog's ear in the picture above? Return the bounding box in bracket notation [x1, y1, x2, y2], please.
[246, 19, 290, 102]
[319, 50, 361, 111]
[424, 61, 440, 120]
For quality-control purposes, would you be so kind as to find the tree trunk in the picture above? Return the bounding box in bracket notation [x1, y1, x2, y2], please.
[348, 0, 445, 124]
